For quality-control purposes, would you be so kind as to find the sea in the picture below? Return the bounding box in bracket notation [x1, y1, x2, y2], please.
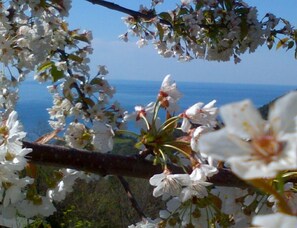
[17, 80, 296, 139]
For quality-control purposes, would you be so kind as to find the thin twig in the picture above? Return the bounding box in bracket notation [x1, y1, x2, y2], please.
[117, 176, 146, 220]
[85, 0, 172, 26]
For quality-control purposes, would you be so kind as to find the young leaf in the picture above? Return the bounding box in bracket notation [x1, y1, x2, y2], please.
[68, 54, 83, 63]
[287, 41, 294, 50]
[37, 61, 53, 72]
[50, 65, 64, 82]
[276, 38, 289, 50]
[156, 23, 164, 41]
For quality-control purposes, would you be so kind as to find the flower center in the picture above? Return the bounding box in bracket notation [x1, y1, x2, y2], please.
[251, 135, 283, 164]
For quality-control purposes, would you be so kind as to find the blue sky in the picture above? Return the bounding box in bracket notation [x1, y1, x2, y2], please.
[68, 1, 297, 85]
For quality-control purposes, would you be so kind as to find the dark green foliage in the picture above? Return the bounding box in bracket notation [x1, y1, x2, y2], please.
[27, 136, 163, 227]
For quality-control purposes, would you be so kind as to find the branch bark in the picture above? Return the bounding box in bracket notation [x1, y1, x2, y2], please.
[85, 0, 172, 26]
[23, 141, 248, 188]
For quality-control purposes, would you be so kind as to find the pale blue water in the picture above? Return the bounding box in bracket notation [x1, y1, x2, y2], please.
[17, 80, 296, 139]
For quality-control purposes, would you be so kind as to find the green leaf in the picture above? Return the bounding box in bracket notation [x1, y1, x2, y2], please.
[287, 41, 294, 50]
[82, 97, 95, 107]
[240, 17, 248, 40]
[72, 34, 90, 44]
[276, 38, 289, 50]
[156, 23, 164, 41]
[68, 54, 83, 63]
[50, 65, 64, 82]
[90, 78, 103, 85]
[266, 36, 275, 50]
[178, 7, 188, 16]
[37, 61, 53, 72]
[158, 12, 172, 24]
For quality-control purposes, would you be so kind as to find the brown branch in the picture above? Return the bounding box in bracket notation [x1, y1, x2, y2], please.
[117, 176, 146, 220]
[85, 0, 172, 26]
[23, 141, 248, 187]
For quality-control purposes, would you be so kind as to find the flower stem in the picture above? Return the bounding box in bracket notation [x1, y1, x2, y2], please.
[249, 179, 292, 214]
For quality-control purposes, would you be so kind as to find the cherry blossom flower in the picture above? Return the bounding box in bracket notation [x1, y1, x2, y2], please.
[158, 75, 182, 113]
[128, 218, 159, 228]
[252, 213, 297, 228]
[149, 172, 191, 197]
[180, 100, 218, 132]
[65, 122, 90, 149]
[123, 102, 160, 130]
[200, 91, 297, 179]
[190, 126, 213, 153]
[179, 167, 213, 202]
[98, 65, 109, 75]
[16, 197, 56, 218]
[92, 121, 114, 153]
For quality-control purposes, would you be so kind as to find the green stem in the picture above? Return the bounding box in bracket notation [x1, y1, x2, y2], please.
[152, 101, 161, 129]
[159, 148, 167, 170]
[249, 179, 292, 214]
[115, 129, 139, 137]
[140, 115, 151, 131]
[163, 144, 191, 159]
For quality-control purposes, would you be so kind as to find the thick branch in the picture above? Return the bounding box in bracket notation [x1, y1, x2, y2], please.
[23, 141, 248, 187]
[86, 0, 151, 19]
[85, 0, 171, 26]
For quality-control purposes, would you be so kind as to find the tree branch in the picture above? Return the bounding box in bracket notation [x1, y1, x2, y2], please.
[85, 0, 172, 26]
[23, 141, 248, 188]
[117, 176, 146, 220]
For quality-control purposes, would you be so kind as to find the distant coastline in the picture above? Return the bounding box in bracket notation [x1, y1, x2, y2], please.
[17, 79, 296, 139]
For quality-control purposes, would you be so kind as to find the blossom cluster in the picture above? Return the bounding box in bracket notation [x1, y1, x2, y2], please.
[125, 75, 297, 227]
[0, 0, 125, 220]
[0, 0, 295, 227]
[120, 0, 295, 63]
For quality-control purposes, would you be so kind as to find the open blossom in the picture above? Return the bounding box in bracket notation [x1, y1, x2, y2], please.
[124, 102, 155, 129]
[16, 196, 56, 218]
[65, 122, 90, 149]
[200, 91, 297, 179]
[98, 65, 109, 75]
[252, 213, 297, 228]
[158, 75, 182, 113]
[128, 217, 159, 228]
[190, 126, 213, 152]
[149, 172, 191, 197]
[179, 167, 214, 202]
[92, 121, 114, 153]
[180, 100, 218, 132]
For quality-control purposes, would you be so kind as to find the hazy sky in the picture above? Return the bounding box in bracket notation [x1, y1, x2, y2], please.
[68, 1, 297, 85]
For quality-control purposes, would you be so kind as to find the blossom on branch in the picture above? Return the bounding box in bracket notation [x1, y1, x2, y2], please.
[252, 213, 297, 228]
[180, 100, 218, 132]
[158, 75, 182, 113]
[149, 172, 191, 197]
[200, 91, 297, 179]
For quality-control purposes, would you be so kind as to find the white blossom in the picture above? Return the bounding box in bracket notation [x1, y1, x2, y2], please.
[200, 91, 297, 179]
[252, 213, 297, 228]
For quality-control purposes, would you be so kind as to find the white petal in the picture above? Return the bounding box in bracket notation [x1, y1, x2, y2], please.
[252, 213, 297, 228]
[269, 91, 297, 134]
[153, 183, 165, 197]
[204, 100, 216, 109]
[229, 157, 279, 179]
[149, 173, 165, 186]
[199, 129, 252, 161]
[181, 118, 191, 132]
[185, 102, 203, 116]
[220, 99, 265, 139]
